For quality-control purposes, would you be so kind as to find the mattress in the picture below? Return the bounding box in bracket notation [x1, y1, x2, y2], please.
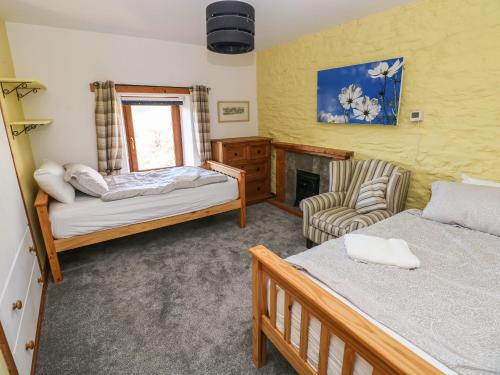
[49, 178, 239, 239]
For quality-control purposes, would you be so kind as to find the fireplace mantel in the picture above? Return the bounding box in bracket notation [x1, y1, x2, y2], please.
[269, 142, 354, 216]
[272, 142, 354, 160]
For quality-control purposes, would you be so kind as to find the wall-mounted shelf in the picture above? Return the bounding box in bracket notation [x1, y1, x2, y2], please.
[9, 119, 52, 138]
[0, 78, 46, 100]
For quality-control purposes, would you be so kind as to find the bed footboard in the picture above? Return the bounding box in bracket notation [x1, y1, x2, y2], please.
[249, 245, 441, 375]
[35, 190, 63, 283]
[203, 160, 246, 228]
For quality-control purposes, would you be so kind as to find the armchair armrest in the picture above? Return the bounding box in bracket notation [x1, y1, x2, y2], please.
[386, 169, 411, 214]
[348, 209, 392, 232]
[300, 191, 346, 238]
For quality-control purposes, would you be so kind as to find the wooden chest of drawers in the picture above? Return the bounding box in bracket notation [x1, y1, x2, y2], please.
[211, 136, 272, 204]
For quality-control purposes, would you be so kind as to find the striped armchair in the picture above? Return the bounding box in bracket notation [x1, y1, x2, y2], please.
[300, 159, 410, 246]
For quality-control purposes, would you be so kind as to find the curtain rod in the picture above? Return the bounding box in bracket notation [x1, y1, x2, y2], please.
[91, 82, 210, 91]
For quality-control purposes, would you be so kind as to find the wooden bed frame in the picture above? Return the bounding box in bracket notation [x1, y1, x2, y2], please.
[249, 245, 443, 375]
[35, 161, 246, 284]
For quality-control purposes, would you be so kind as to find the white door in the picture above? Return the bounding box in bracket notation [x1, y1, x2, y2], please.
[0, 116, 28, 310]
[0, 111, 41, 375]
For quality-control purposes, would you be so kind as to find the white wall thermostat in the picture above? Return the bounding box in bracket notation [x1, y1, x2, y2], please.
[410, 111, 423, 122]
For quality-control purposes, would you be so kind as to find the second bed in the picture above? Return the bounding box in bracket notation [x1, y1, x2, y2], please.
[251, 209, 500, 375]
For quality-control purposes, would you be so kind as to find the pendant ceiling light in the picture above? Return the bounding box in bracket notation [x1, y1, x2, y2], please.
[206, 1, 255, 54]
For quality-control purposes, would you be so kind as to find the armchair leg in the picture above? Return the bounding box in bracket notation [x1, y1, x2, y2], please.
[306, 239, 315, 249]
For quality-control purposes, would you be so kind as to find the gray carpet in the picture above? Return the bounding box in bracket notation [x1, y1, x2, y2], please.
[37, 203, 306, 374]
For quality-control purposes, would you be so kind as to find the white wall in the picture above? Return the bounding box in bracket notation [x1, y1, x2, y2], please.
[6, 22, 258, 168]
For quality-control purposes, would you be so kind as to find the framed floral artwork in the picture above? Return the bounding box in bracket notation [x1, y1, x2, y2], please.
[317, 57, 404, 125]
[217, 101, 250, 123]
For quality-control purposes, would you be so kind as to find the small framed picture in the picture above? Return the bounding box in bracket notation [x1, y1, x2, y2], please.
[217, 101, 250, 123]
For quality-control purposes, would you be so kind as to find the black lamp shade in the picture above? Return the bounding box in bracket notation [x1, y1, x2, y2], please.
[206, 1, 255, 54]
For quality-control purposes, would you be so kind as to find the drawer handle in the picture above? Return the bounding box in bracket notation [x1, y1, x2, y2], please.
[25, 340, 35, 351]
[234, 152, 238, 156]
[29, 246, 36, 253]
[257, 150, 261, 154]
[257, 187, 261, 191]
[12, 300, 23, 311]
[256, 168, 260, 171]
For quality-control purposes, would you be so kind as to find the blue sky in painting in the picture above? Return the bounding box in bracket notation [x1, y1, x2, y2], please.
[317, 57, 403, 125]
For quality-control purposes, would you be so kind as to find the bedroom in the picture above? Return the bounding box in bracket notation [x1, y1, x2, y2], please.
[0, 0, 499, 374]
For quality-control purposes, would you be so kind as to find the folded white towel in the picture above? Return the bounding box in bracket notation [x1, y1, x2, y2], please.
[344, 234, 420, 269]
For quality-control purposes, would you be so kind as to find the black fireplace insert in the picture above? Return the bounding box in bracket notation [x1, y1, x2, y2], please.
[295, 170, 320, 206]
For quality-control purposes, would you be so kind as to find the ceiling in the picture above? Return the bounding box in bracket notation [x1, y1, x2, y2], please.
[0, 0, 415, 50]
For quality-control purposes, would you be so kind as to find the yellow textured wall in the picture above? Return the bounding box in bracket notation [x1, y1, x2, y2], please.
[257, 0, 500, 208]
[0, 19, 46, 268]
[0, 352, 8, 375]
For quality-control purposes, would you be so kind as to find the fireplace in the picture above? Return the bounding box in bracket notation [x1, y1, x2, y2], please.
[295, 170, 320, 206]
[267, 142, 353, 217]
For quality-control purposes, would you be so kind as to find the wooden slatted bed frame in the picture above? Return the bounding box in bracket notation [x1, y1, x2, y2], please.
[249, 245, 443, 375]
[35, 161, 246, 284]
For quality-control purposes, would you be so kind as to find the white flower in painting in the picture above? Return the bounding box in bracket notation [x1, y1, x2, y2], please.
[331, 115, 347, 123]
[319, 112, 347, 123]
[368, 59, 403, 78]
[353, 96, 381, 122]
[338, 84, 363, 110]
[319, 112, 333, 122]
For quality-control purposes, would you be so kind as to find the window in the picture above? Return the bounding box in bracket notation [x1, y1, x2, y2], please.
[122, 98, 183, 171]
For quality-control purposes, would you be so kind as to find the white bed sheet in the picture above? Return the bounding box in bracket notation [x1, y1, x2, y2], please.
[49, 178, 239, 239]
[270, 275, 454, 375]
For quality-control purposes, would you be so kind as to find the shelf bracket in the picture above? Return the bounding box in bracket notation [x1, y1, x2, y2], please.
[16, 87, 39, 100]
[0, 81, 43, 99]
[1, 81, 29, 98]
[10, 124, 39, 139]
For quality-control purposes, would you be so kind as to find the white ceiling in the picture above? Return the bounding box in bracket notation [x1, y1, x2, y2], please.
[0, 0, 415, 50]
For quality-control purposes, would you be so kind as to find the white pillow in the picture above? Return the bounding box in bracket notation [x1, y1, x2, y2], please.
[64, 163, 108, 197]
[462, 174, 500, 188]
[422, 181, 500, 237]
[34, 161, 75, 203]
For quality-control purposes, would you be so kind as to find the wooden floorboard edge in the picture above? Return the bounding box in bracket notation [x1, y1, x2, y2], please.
[30, 266, 49, 375]
[266, 199, 303, 217]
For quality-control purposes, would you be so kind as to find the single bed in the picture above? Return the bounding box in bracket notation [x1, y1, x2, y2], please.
[36, 161, 246, 283]
[50, 177, 238, 239]
[250, 209, 500, 375]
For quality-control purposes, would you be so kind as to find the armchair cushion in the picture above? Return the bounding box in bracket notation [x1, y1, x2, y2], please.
[355, 176, 389, 214]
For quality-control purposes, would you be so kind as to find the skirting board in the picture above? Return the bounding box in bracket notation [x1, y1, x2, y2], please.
[31, 266, 49, 375]
[267, 198, 302, 218]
